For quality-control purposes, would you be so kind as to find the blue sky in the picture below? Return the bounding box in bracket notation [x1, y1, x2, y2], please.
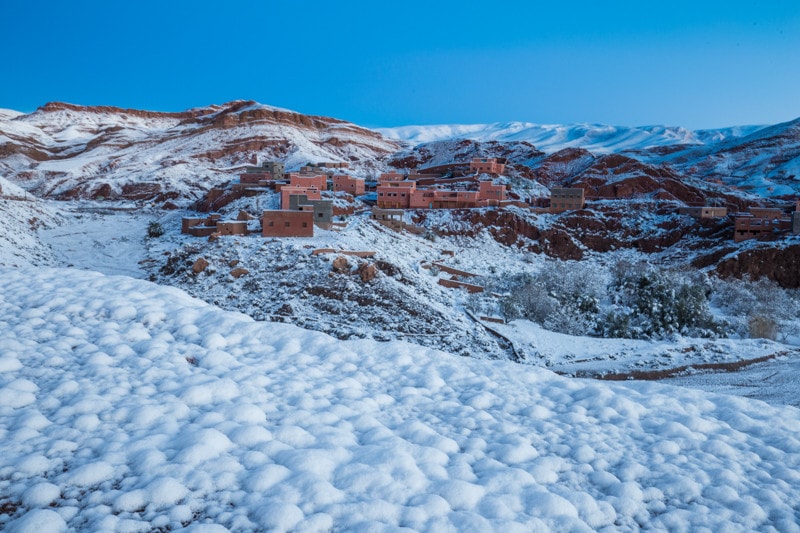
[3, 0, 800, 128]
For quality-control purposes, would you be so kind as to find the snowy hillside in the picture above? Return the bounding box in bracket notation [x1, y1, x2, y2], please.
[647, 117, 800, 197]
[0, 176, 61, 267]
[0, 101, 399, 203]
[378, 122, 765, 154]
[2, 267, 800, 531]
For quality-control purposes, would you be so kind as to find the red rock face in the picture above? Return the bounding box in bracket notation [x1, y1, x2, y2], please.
[713, 245, 800, 288]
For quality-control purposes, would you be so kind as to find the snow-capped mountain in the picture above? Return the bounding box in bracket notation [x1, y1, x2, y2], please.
[380, 118, 800, 197]
[643, 117, 800, 197]
[3, 100, 800, 203]
[378, 121, 766, 154]
[0, 101, 399, 203]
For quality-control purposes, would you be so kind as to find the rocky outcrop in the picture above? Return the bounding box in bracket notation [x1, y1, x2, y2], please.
[35, 101, 208, 121]
[714, 244, 800, 288]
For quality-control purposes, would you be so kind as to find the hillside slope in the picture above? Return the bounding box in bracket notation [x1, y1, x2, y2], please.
[0, 176, 61, 267]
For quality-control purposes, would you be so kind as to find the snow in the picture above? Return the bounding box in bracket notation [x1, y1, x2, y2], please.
[492, 319, 788, 379]
[2, 266, 800, 531]
[665, 353, 800, 408]
[0, 185, 61, 267]
[0, 108, 24, 120]
[38, 201, 157, 278]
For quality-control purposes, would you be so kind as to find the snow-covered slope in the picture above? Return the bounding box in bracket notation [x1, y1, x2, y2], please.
[2, 267, 800, 531]
[379, 122, 765, 154]
[0, 176, 61, 267]
[0, 101, 399, 203]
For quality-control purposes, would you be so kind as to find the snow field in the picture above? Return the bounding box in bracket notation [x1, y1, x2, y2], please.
[1, 267, 800, 531]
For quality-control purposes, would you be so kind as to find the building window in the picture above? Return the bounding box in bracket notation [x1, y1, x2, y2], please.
[285, 222, 290, 227]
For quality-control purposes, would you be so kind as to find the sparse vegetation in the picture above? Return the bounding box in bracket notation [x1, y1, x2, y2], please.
[147, 221, 165, 238]
[498, 260, 726, 339]
[712, 277, 800, 341]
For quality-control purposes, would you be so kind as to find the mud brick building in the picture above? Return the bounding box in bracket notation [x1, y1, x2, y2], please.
[550, 188, 585, 213]
[469, 157, 506, 176]
[678, 206, 728, 218]
[261, 210, 314, 237]
[332, 175, 366, 196]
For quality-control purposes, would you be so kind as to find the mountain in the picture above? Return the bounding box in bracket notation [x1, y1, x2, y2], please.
[4, 101, 800, 203]
[378, 122, 766, 154]
[380, 118, 800, 198]
[0, 101, 399, 203]
[640, 117, 800, 197]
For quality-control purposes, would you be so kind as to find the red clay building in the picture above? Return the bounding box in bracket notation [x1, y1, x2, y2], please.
[280, 186, 322, 210]
[377, 180, 416, 208]
[262, 210, 314, 237]
[216, 221, 248, 236]
[409, 189, 479, 209]
[678, 206, 728, 218]
[733, 216, 792, 242]
[379, 179, 507, 209]
[478, 180, 507, 203]
[332, 175, 366, 196]
[748, 207, 784, 219]
[289, 173, 328, 191]
[470, 157, 506, 175]
[240, 172, 272, 184]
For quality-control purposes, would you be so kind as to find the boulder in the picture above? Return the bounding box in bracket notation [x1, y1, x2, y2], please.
[230, 267, 249, 278]
[192, 257, 209, 274]
[332, 255, 350, 273]
[358, 263, 377, 282]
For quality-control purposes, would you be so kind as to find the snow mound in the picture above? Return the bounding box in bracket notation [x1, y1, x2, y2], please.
[1, 267, 799, 531]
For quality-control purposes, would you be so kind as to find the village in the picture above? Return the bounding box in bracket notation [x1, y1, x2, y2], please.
[180, 157, 800, 245]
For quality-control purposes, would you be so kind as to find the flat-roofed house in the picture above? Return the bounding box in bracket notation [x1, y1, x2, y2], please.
[550, 188, 585, 213]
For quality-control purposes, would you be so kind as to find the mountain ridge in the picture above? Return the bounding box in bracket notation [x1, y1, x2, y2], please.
[2, 101, 800, 203]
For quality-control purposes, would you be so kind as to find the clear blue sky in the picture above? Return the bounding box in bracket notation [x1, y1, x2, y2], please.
[3, 0, 800, 129]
